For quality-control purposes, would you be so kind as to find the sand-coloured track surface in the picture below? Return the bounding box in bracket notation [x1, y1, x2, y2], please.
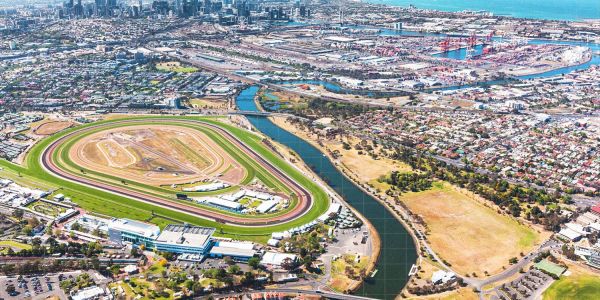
[34, 121, 74, 135]
[70, 125, 244, 186]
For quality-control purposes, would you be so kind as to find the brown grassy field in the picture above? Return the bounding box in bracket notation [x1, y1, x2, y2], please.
[402, 287, 478, 300]
[34, 121, 74, 135]
[400, 182, 543, 276]
[70, 125, 244, 186]
[270, 116, 411, 183]
[189, 98, 228, 109]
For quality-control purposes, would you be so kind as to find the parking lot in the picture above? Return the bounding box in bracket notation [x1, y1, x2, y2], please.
[172, 256, 252, 274]
[0, 272, 76, 300]
[494, 269, 554, 300]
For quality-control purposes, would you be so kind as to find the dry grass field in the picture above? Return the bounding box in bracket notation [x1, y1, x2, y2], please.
[34, 120, 74, 135]
[189, 98, 228, 109]
[400, 182, 542, 276]
[402, 288, 479, 300]
[271, 116, 545, 279]
[70, 125, 244, 186]
[270, 116, 411, 183]
[156, 61, 198, 73]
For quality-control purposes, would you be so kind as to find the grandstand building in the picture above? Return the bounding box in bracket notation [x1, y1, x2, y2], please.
[154, 224, 215, 255]
[108, 218, 161, 248]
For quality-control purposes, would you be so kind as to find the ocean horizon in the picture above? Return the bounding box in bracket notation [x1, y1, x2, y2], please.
[365, 0, 600, 21]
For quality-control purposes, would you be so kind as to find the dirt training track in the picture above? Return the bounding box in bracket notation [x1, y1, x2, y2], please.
[41, 119, 316, 227]
[70, 125, 245, 186]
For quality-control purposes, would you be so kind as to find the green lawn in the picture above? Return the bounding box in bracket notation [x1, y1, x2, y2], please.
[26, 201, 67, 217]
[544, 275, 600, 300]
[0, 116, 329, 241]
[0, 240, 33, 253]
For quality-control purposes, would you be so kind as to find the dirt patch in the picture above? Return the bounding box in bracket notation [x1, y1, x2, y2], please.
[34, 121, 74, 135]
[70, 124, 245, 186]
[189, 98, 228, 109]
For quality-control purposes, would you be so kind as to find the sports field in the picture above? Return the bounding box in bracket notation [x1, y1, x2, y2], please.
[400, 182, 541, 276]
[543, 263, 600, 300]
[0, 240, 32, 254]
[543, 275, 600, 300]
[0, 116, 329, 241]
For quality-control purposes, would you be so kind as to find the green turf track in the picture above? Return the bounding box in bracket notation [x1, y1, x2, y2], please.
[52, 120, 300, 219]
[0, 116, 329, 241]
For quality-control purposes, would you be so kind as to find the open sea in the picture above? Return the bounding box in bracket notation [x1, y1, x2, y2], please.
[366, 0, 600, 21]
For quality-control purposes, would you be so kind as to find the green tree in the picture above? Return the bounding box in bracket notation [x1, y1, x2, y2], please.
[248, 257, 260, 269]
[227, 264, 241, 274]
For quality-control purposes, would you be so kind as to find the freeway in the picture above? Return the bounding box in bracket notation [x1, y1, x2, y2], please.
[40, 118, 318, 227]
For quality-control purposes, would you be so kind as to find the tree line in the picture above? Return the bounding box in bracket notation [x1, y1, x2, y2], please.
[389, 147, 570, 231]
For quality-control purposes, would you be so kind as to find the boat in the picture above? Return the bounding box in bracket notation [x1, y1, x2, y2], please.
[408, 264, 418, 276]
[370, 269, 379, 278]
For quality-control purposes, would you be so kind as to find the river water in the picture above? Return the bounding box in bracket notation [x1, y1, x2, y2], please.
[236, 86, 418, 299]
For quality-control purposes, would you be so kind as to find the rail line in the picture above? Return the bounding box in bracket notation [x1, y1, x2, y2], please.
[40, 118, 318, 227]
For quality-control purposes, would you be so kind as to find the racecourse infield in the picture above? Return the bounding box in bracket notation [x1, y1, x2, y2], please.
[0, 116, 330, 239]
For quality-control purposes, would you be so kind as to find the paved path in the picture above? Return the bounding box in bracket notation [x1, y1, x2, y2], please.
[209, 288, 378, 300]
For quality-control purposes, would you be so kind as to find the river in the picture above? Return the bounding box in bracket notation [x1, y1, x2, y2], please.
[236, 86, 418, 299]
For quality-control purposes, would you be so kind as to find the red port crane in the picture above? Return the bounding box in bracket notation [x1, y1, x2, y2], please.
[439, 37, 451, 52]
[468, 32, 477, 48]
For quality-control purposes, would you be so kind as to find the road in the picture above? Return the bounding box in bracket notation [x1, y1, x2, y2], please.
[209, 288, 378, 300]
[471, 238, 562, 291]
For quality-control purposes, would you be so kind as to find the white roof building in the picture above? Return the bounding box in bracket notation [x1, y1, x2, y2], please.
[183, 182, 228, 192]
[71, 286, 105, 300]
[199, 197, 241, 210]
[256, 200, 279, 214]
[431, 270, 456, 285]
[123, 265, 138, 274]
[209, 241, 257, 259]
[108, 218, 161, 240]
[565, 222, 588, 235]
[267, 239, 280, 247]
[260, 251, 298, 267]
[559, 227, 582, 241]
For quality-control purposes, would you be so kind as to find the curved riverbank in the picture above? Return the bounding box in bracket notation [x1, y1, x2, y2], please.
[254, 88, 382, 294]
[267, 116, 425, 276]
[236, 86, 418, 299]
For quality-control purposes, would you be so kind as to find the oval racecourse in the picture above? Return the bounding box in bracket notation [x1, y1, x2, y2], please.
[17, 116, 330, 235]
